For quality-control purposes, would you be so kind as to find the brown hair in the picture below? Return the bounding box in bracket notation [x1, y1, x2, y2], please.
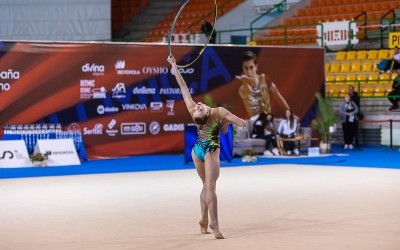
[242, 51, 257, 65]
[193, 115, 209, 125]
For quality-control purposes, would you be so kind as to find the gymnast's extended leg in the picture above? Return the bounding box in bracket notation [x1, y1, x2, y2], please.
[204, 149, 224, 239]
[192, 150, 210, 234]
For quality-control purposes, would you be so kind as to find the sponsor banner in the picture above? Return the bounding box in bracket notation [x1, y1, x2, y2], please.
[317, 21, 359, 46]
[0, 140, 31, 168]
[389, 32, 400, 48]
[0, 42, 324, 159]
[34, 139, 80, 166]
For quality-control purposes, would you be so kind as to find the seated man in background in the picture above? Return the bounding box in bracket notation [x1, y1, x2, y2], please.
[251, 112, 279, 155]
[388, 69, 400, 111]
[377, 46, 400, 74]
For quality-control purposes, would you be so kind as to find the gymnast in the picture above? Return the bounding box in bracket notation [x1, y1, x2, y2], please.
[167, 56, 247, 239]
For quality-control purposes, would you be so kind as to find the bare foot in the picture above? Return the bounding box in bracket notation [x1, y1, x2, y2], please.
[209, 224, 224, 239]
[199, 220, 210, 234]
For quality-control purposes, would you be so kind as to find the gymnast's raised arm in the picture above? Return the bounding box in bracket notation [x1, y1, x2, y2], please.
[167, 56, 196, 113]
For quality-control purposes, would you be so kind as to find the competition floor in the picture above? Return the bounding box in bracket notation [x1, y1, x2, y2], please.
[1, 163, 400, 250]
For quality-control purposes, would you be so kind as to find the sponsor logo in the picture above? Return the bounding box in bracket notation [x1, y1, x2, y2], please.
[0, 69, 20, 79]
[108, 119, 117, 129]
[171, 67, 195, 75]
[112, 82, 126, 98]
[50, 150, 74, 155]
[132, 86, 156, 94]
[163, 123, 185, 132]
[80, 80, 96, 99]
[66, 123, 81, 132]
[149, 121, 161, 135]
[0, 83, 11, 92]
[83, 124, 103, 135]
[106, 119, 118, 136]
[121, 122, 146, 135]
[121, 103, 147, 111]
[150, 102, 163, 112]
[142, 67, 168, 75]
[166, 100, 175, 116]
[0, 69, 20, 92]
[97, 105, 119, 115]
[114, 60, 125, 69]
[80, 79, 95, 87]
[82, 63, 105, 76]
[92, 87, 107, 99]
[115, 60, 140, 75]
[159, 88, 194, 95]
[0, 150, 14, 159]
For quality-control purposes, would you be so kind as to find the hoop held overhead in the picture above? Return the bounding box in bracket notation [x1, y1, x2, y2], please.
[168, 0, 217, 68]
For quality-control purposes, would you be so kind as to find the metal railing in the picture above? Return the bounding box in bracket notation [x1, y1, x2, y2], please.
[249, 0, 288, 41]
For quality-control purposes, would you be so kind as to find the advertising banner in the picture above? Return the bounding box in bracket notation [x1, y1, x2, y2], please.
[0, 140, 31, 168]
[0, 41, 324, 159]
[34, 139, 80, 166]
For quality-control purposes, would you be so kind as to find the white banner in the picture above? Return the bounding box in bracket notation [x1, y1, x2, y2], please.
[317, 20, 359, 46]
[35, 139, 81, 166]
[0, 140, 32, 168]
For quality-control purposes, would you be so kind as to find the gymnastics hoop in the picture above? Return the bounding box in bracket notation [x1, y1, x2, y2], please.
[168, 0, 217, 68]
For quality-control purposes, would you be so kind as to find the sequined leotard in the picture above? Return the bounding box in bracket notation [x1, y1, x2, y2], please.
[193, 108, 225, 161]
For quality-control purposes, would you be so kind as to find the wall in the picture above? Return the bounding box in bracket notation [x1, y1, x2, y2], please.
[0, 0, 110, 41]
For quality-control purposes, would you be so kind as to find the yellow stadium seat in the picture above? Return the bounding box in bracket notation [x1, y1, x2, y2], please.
[378, 50, 390, 60]
[357, 74, 368, 85]
[361, 62, 373, 72]
[368, 74, 379, 84]
[367, 50, 379, 60]
[326, 86, 340, 97]
[379, 74, 391, 85]
[361, 86, 374, 97]
[351, 62, 361, 72]
[346, 51, 357, 60]
[336, 51, 346, 60]
[374, 86, 386, 97]
[325, 64, 330, 73]
[326, 75, 335, 85]
[340, 63, 351, 73]
[335, 75, 346, 85]
[329, 63, 341, 73]
[389, 49, 394, 59]
[346, 75, 357, 85]
[356, 50, 367, 60]
[339, 86, 350, 97]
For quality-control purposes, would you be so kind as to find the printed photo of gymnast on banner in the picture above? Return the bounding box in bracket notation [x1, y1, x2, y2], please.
[0, 42, 324, 159]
